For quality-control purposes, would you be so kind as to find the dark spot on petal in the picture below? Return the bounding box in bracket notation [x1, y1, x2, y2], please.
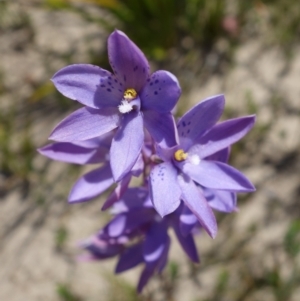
[143, 67, 145, 73]
[188, 121, 191, 125]
[123, 75, 127, 82]
[182, 121, 186, 127]
[115, 79, 118, 83]
[107, 88, 111, 92]
[154, 91, 158, 95]
[187, 129, 190, 134]
[101, 84, 106, 88]
[155, 80, 159, 84]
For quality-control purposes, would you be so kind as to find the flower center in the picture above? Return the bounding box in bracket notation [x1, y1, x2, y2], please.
[174, 149, 188, 162]
[118, 88, 138, 114]
[123, 88, 137, 101]
[174, 150, 201, 165]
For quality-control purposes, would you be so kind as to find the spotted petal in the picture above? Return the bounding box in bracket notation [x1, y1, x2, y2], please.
[149, 162, 181, 217]
[110, 111, 144, 181]
[68, 163, 114, 203]
[52, 64, 122, 109]
[108, 30, 150, 91]
[183, 160, 255, 192]
[49, 107, 120, 142]
[141, 70, 181, 113]
[177, 95, 225, 150]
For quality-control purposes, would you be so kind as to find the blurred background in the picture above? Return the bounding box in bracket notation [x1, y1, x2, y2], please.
[0, 0, 300, 300]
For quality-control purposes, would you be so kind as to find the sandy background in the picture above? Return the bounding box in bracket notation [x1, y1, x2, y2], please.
[1, 1, 300, 301]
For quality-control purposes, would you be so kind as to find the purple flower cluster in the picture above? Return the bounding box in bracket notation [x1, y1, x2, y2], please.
[39, 30, 255, 292]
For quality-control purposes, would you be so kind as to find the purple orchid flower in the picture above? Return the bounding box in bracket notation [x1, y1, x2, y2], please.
[49, 30, 181, 182]
[38, 132, 142, 207]
[79, 187, 199, 292]
[149, 94, 256, 238]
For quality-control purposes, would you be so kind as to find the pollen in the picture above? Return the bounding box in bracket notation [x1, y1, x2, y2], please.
[118, 100, 133, 114]
[123, 88, 137, 101]
[174, 149, 188, 162]
[189, 154, 201, 165]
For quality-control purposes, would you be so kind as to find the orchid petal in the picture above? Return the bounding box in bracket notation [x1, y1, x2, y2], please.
[108, 30, 150, 91]
[80, 237, 123, 259]
[110, 187, 149, 213]
[137, 221, 170, 292]
[204, 188, 237, 213]
[49, 107, 120, 142]
[115, 243, 144, 273]
[205, 147, 230, 163]
[76, 131, 114, 149]
[143, 110, 178, 147]
[172, 219, 199, 263]
[137, 264, 156, 293]
[179, 205, 198, 236]
[141, 70, 181, 113]
[178, 175, 217, 238]
[51, 64, 122, 108]
[156, 237, 170, 273]
[38, 142, 107, 164]
[101, 209, 155, 240]
[190, 116, 256, 158]
[177, 95, 225, 149]
[149, 162, 181, 217]
[110, 111, 144, 181]
[183, 160, 255, 192]
[68, 163, 114, 203]
[131, 153, 144, 177]
[143, 221, 169, 264]
[101, 173, 131, 211]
